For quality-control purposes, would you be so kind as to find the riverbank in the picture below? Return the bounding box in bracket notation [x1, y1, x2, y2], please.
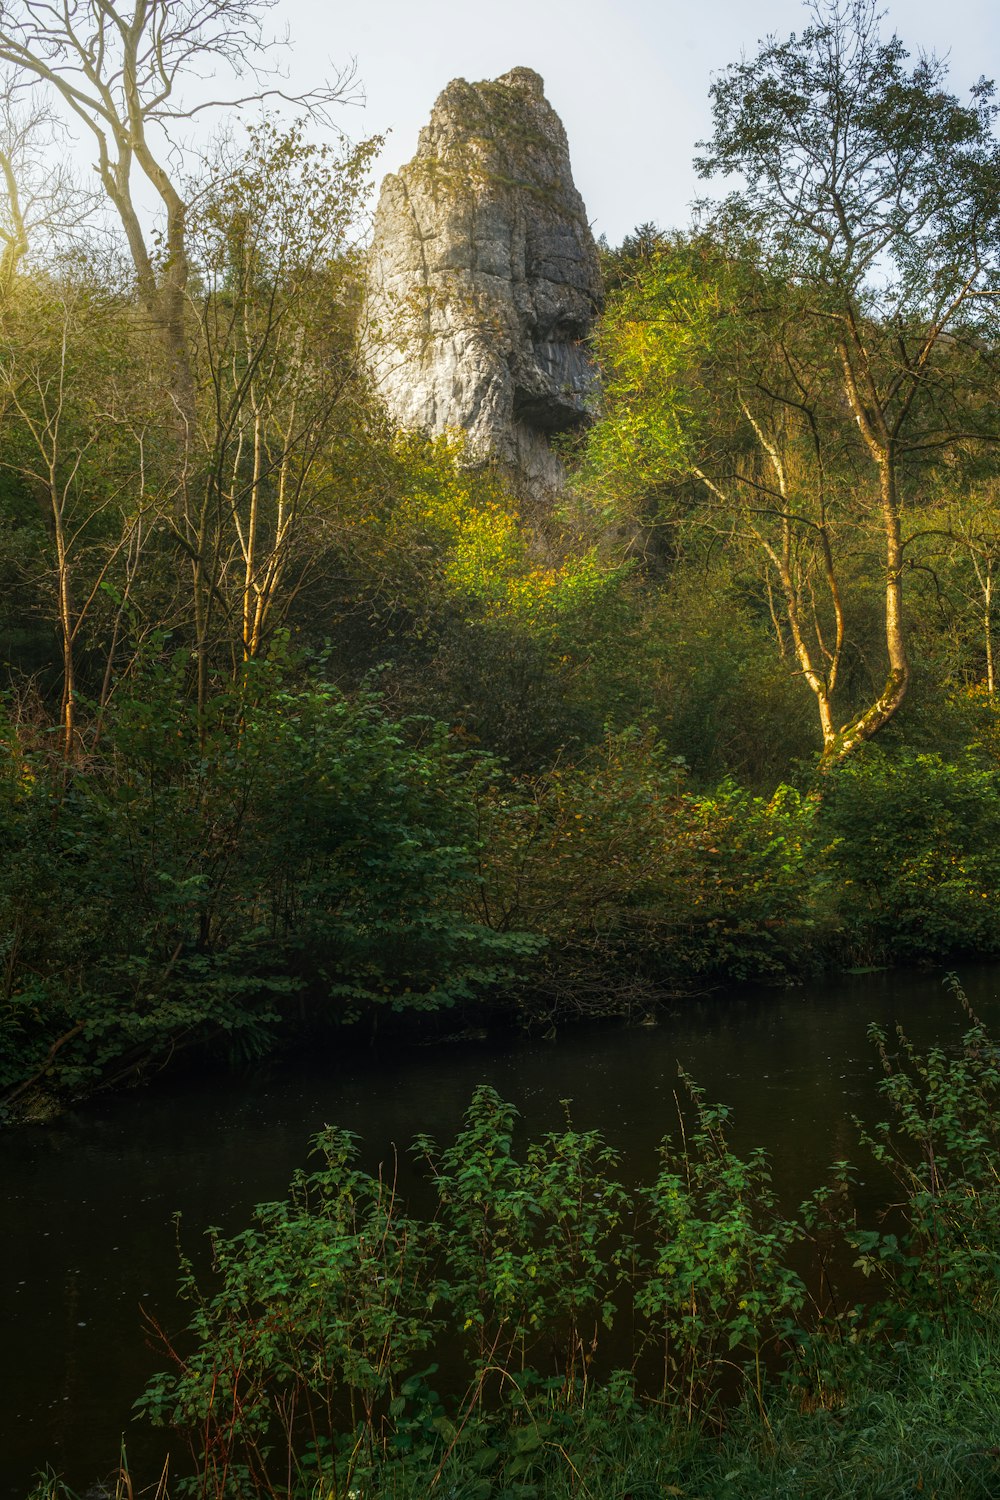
[30, 1317, 1000, 1500]
[8, 968, 1000, 1496]
[7, 666, 1000, 1123]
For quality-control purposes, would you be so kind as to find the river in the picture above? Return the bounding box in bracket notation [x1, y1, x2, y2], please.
[4, 964, 1000, 1495]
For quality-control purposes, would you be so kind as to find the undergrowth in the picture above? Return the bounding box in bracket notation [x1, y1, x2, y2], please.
[28, 976, 1000, 1500]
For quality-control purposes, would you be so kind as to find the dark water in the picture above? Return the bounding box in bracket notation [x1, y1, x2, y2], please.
[4, 965, 1000, 1495]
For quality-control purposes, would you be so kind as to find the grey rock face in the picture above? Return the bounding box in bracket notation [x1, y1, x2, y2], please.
[364, 67, 602, 489]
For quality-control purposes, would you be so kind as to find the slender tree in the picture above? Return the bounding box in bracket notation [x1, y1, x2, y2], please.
[694, 0, 1000, 758]
[0, 3, 352, 427]
[0, 73, 93, 289]
[588, 240, 860, 757]
[0, 270, 160, 754]
[0, 3, 361, 720]
[187, 120, 379, 673]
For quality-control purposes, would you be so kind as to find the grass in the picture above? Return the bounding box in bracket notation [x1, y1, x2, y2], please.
[357, 1318, 1000, 1500]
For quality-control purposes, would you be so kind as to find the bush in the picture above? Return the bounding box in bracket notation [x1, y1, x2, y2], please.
[137, 1126, 440, 1495]
[478, 732, 820, 1012]
[137, 1086, 634, 1496]
[0, 659, 535, 1106]
[851, 980, 1000, 1329]
[819, 748, 1000, 963]
[35, 982, 1000, 1498]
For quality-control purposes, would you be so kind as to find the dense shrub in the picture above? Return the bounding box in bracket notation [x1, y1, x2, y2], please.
[477, 731, 820, 1010]
[0, 660, 535, 1106]
[136, 1082, 801, 1494]
[12, 694, 1000, 1114]
[818, 748, 1000, 964]
[852, 981, 1000, 1327]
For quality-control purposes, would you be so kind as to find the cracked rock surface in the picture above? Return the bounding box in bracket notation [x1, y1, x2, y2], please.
[363, 67, 602, 490]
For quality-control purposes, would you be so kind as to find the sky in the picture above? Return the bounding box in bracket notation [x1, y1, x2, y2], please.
[275, 0, 1000, 246]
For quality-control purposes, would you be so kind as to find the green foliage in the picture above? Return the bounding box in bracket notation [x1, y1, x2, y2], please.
[41, 1320, 1000, 1500]
[354, 1327, 1000, 1500]
[18, 2, 1000, 1494]
[0, 659, 535, 1105]
[583, 239, 718, 510]
[697, 1, 1000, 309]
[23, 982, 1000, 1497]
[138, 1089, 634, 1495]
[5, 2, 1000, 1136]
[479, 731, 819, 1010]
[414, 1086, 631, 1380]
[637, 573, 821, 787]
[667, 780, 820, 981]
[136, 1080, 804, 1493]
[635, 1073, 806, 1415]
[851, 981, 1000, 1326]
[819, 748, 1000, 963]
[336, 433, 637, 768]
[137, 1127, 438, 1496]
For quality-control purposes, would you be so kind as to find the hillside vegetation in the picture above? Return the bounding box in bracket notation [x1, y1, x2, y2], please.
[4, 0, 1000, 1110]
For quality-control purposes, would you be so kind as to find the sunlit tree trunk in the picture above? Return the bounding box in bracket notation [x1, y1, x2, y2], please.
[985, 572, 994, 697]
[830, 343, 911, 763]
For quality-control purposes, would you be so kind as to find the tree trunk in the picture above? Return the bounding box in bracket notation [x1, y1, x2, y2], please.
[52, 484, 75, 759]
[825, 454, 909, 763]
[985, 571, 994, 697]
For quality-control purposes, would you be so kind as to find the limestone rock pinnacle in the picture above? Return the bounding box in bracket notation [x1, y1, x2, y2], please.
[363, 68, 603, 490]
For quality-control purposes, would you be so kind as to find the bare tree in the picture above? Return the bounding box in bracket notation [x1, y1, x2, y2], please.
[0, 71, 94, 286]
[0, 3, 354, 426]
[0, 271, 160, 754]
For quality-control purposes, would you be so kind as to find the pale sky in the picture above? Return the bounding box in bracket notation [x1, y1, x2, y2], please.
[278, 0, 1000, 245]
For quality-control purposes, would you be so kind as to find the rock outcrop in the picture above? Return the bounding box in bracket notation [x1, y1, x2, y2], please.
[363, 67, 602, 490]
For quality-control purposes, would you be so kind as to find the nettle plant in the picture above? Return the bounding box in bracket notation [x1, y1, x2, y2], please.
[138, 1087, 816, 1494]
[634, 1074, 808, 1421]
[850, 978, 1000, 1332]
[413, 1086, 633, 1389]
[137, 985, 1000, 1497]
[138, 1126, 440, 1497]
